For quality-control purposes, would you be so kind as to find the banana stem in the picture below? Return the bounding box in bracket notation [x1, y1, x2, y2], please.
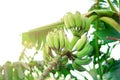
[93, 1, 103, 79]
[39, 55, 61, 80]
[95, 20, 103, 80]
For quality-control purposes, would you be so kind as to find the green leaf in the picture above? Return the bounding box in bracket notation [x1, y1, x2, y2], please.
[87, 9, 115, 17]
[22, 21, 64, 49]
[93, 9, 115, 17]
[3, 62, 13, 80]
[103, 60, 120, 80]
[88, 69, 98, 80]
[99, 17, 120, 33]
[95, 25, 120, 43]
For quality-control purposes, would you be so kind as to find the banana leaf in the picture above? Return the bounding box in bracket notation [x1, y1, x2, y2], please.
[87, 9, 116, 17]
[22, 21, 64, 49]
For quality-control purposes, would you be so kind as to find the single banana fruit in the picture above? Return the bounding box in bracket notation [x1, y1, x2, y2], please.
[53, 30, 60, 50]
[45, 44, 54, 58]
[74, 57, 92, 65]
[72, 62, 86, 72]
[73, 35, 87, 51]
[46, 32, 54, 48]
[60, 55, 68, 65]
[76, 43, 93, 59]
[42, 44, 53, 63]
[81, 15, 86, 29]
[67, 12, 76, 28]
[69, 35, 79, 50]
[59, 29, 65, 49]
[64, 35, 70, 50]
[63, 15, 71, 29]
[83, 17, 88, 30]
[74, 11, 81, 27]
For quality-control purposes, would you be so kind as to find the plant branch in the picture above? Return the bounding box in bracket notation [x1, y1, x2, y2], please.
[39, 55, 61, 80]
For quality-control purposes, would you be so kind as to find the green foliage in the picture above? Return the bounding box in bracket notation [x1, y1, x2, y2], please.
[0, 0, 120, 80]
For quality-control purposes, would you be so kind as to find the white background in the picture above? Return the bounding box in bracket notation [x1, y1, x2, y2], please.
[0, 0, 120, 79]
[0, 0, 95, 64]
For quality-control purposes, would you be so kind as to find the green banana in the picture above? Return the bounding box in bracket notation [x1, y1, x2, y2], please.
[69, 35, 79, 50]
[73, 35, 87, 51]
[63, 15, 71, 29]
[67, 12, 76, 28]
[46, 44, 54, 58]
[46, 32, 54, 48]
[59, 29, 65, 49]
[42, 44, 53, 63]
[74, 11, 81, 27]
[76, 43, 93, 59]
[81, 15, 86, 29]
[85, 14, 98, 31]
[74, 57, 92, 65]
[60, 55, 68, 65]
[64, 35, 70, 50]
[72, 62, 86, 72]
[53, 30, 60, 50]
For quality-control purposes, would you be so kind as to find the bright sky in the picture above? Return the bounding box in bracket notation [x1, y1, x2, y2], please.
[0, 0, 94, 64]
[0, 0, 120, 79]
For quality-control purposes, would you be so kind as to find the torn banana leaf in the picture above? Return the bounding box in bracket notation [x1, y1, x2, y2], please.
[22, 21, 64, 49]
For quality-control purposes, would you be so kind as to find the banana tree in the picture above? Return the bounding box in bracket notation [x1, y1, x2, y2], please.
[21, 0, 120, 80]
[0, 0, 120, 80]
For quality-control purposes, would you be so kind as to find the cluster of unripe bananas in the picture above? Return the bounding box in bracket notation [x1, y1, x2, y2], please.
[42, 11, 94, 71]
[46, 29, 70, 51]
[69, 34, 93, 71]
[42, 29, 70, 64]
[63, 11, 88, 37]
[42, 28, 93, 71]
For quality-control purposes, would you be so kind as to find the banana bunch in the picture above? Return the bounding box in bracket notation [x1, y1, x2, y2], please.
[72, 45, 93, 71]
[70, 35, 93, 71]
[46, 29, 70, 52]
[63, 11, 89, 36]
